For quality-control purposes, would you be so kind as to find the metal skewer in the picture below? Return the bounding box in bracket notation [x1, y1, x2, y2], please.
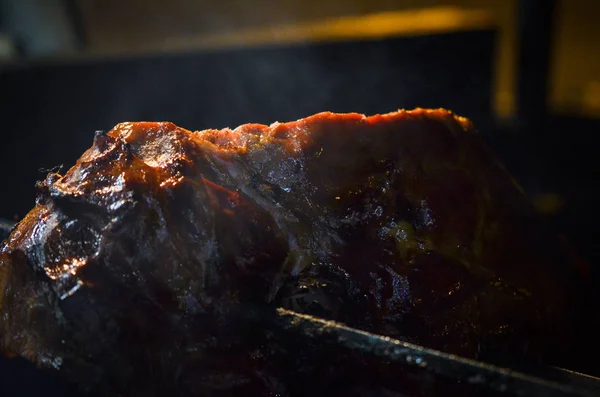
[261, 307, 598, 397]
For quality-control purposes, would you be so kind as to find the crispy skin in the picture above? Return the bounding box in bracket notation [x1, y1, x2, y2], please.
[0, 109, 578, 396]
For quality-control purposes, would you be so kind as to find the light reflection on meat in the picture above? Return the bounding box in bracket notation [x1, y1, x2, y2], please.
[0, 109, 582, 396]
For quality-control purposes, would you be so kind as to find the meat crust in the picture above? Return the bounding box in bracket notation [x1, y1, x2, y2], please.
[0, 109, 579, 396]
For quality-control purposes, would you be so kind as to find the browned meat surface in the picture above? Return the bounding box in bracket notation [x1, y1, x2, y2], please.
[0, 109, 581, 396]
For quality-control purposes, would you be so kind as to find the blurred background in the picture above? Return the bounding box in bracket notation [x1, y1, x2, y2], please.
[0, 0, 600, 394]
[0, 0, 598, 279]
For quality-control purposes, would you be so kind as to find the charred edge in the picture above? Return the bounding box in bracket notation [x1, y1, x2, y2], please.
[38, 164, 65, 175]
[122, 141, 133, 160]
[47, 184, 108, 219]
[166, 157, 193, 178]
[92, 130, 117, 152]
[35, 173, 63, 205]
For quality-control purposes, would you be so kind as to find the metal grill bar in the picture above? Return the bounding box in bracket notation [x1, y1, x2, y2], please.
[268, 307, 597, 397]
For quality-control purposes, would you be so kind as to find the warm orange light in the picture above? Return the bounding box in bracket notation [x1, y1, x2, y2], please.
[165, 7, 494, 50]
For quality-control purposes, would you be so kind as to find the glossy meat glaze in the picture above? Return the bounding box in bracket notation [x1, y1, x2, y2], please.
[0, 109, 580, 396]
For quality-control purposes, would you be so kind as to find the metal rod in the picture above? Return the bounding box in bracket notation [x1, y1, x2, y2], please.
[272, 308, 595, 397]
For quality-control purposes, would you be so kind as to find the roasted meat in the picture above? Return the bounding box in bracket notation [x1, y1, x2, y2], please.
[0, 109, 581, 396]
